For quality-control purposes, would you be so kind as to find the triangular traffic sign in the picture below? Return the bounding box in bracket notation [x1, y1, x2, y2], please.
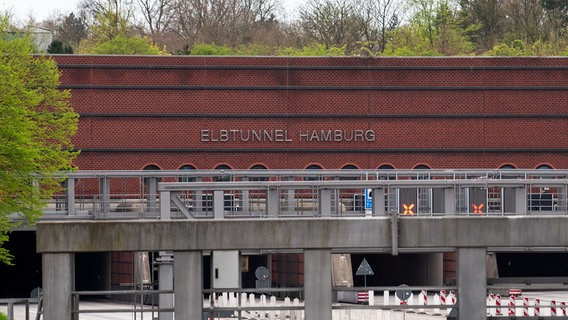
[355, 258, 374, 276]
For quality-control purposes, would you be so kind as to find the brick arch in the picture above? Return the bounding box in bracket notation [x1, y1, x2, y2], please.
[142, 164, 161, 170]
[377, 163, 396, 170]
[535, 163, 555, 169]
[249, 163, 269, 169]
[178, 164, 198, 170]
[213, 163, 233, 170]
[305, 163, 324, 170]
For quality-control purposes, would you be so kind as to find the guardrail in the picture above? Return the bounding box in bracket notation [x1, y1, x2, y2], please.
[71, 289, 173, 320]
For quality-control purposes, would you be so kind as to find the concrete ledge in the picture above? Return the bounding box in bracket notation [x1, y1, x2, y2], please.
[36, 216, 568, 253]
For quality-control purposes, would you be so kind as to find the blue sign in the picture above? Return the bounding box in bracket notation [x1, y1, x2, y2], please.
[364, 189, 373, 209]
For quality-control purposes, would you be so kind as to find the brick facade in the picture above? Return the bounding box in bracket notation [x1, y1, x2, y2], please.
[54, 55, 568, 171]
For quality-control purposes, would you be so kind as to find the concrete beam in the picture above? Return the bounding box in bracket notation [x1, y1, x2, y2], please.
[36, 217, 568, 253]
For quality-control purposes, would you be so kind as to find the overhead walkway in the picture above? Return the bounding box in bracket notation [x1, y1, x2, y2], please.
[35, 170, 568, 320]
[39, 169, 568, 221]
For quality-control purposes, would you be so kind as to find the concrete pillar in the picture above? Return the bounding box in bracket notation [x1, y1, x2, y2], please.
[267, 187, 279, 217]
[158, 255, 174, 320]
[427, 253, 443, 286]
[304, 249, 332, 319]
[241, 177, 250, 213]
[160, 191, 171, 220]
[457, 248, 487, 320]
[43, 253, 74, 320]
[66, 178, 75, 216]
[146, 177, 158, 213]
[319, 189, 332, 216]
[174, 251, 203, 319]
[213, 190, 224, 219]
[515, 187, 527, 214]
[372, 188, 386, 216]
[99, 177, 110, 219]
[159, 190, 174, 320]
[444, 187, 456, 215]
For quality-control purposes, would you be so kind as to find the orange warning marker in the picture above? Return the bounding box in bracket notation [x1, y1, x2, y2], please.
[402, 203, 415, 215]
[472, 203, 484, 215]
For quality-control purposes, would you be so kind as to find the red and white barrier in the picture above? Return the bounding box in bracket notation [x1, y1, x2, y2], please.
[487, 293, 496, 316]
[534, 298, 540, 317]
[508, 295, 516, 316]
[523, 297, 529, 316]
[357, 291, 369, 304]
[495, 294, 502, 315]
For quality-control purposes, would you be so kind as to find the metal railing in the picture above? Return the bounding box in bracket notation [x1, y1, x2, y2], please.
[39, 169, 568, 220]
[70, 289, 174, 320]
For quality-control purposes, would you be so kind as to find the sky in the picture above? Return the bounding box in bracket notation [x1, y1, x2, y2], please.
[1, 0, 302, 23]
[1, 0, 78, 22]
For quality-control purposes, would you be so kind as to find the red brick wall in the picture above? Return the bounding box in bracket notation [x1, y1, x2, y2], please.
[53, 55, 568, 170]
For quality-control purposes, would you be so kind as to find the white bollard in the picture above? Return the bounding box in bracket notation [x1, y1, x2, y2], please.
[368, 290, 374, 306]
[269, 295, 277, 319]
[418, 290, 426, 314]
[292, 297, 300, 320]
[222, 292, 229, 307]
[284, 296, 291, 318]
[383, 290, 389, 306]
[433, 294, 441, 315]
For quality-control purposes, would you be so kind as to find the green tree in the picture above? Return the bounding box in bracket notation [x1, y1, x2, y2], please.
[0, 15, 79, 264]
[47, 39, 74, 54]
